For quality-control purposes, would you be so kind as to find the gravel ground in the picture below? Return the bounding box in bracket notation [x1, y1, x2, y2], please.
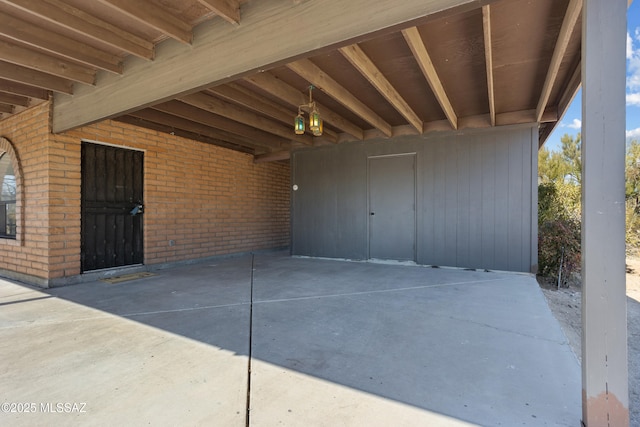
[539, 257, 640, 425]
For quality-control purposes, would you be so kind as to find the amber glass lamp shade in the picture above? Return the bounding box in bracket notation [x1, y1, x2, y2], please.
[309, 110, 321, 132]
[312, 118, 323, 136]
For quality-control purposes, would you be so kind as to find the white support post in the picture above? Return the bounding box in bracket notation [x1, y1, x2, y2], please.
[581, 0, 629, 425]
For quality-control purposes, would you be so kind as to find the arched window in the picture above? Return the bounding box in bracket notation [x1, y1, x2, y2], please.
[0, 151, 16, 238]
[0, 137, 21, 243]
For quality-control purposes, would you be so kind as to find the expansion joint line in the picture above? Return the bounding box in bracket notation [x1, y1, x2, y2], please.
[245, 253, 255, 427]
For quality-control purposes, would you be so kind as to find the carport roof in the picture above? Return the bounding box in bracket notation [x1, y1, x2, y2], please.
[0, 0, 581, 161]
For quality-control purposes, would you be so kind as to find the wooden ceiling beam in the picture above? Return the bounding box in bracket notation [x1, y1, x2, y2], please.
[208, 83, 338, 143]
[539, 61, 582, 148]
[362, 124, 421, 141]
[0, 61, 73, 94]
[0, 0, 154, 60]
[339, 44, 423, 133]
[558, 60, 581, 117]
[497, 108, 557, 126]
[53, 0, 478, 132]
[482, 5, 496, 126]
[153, 100, 291, 150]
[245, 72, 364, 140]
[402, 26, 458, 130]
[254, 151, 290, 164]
[458, 114, 492, 129]
[423, 119, 455, 134]
[197, 0, 240, 25]
[180, 92, 313, 145]
[535, 0, 581, 122]
[321, 128, 339, 143]
[0, 103, 15, 114]
[116, 115, 255, 155]
[421, 107, 559, 135]
[538, 124, 555, 148]
[98, 0, 193, 45]
[0, 11, 122, 74]
[0, 78, 49, 99]
[0, 91, 30, 107]
[208, 83, 294, 126]
[128, 108, 267, 152]
[287, 59, 393, 137]
[0, 39, 95, 85]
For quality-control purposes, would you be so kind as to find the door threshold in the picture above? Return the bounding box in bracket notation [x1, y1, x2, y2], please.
[80, 264, 147, 283]
[83, 264, 144, 275]
[368, 258, 417, 266]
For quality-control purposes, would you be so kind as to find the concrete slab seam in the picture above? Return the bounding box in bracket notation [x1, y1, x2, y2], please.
[121, 302, 250, 318]
[245, 253, 255, 427]
[252, 277, 516, 304]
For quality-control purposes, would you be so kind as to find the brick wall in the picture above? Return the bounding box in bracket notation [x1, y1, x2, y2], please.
[0, 101, 290, 284]
[0, 102, 52, 281]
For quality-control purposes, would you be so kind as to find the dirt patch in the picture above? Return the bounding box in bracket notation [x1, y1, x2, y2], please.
[539, 256, 640, 424]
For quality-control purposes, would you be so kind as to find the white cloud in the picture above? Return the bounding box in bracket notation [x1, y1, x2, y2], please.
[628, 93, 640, 106]
[562, 118, 582, 129]
[628, 28, 640, 91]
[627, 127, 640, 142]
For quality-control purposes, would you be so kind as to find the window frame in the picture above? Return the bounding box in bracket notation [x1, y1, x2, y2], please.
[0, 152, 16, 239]
[0, 137, 23, 245]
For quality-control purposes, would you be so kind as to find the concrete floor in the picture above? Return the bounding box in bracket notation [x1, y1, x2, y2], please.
[0, 252, 580, 426]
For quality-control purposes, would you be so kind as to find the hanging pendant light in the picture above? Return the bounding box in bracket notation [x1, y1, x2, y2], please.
[309, 108, 321, 133]
[293, 85, 323, 137]
[294, 111, 305, 135]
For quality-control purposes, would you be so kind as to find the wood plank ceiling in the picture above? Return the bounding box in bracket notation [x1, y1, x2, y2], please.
[0, 0, 581, 162]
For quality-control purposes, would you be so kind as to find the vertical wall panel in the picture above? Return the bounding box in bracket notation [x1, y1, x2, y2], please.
[420, 145, 436, 264]
[336, 144, 368, 259]
[468, 140, 484, 269]
[481, 137, 496, 268]
[530, 127, 539, 271]
[444, 143, 458, 265]
[431, 141, 448, 266]
[493, 138, 510, 270]
[456, 141, 471, 267]
[291, 125, 536, 272]
[508, 140, 524, 271]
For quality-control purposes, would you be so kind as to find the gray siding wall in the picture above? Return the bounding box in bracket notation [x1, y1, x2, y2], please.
[291, 125, 538, 272]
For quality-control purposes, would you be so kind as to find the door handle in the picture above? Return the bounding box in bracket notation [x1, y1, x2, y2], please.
[370, 212, 375, 216]
[130, 204, 144, 216]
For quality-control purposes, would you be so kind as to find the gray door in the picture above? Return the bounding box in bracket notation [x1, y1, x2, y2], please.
[368, 154, 416, 261]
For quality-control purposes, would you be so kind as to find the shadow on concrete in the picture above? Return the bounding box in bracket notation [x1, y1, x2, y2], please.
[0, 252, 581, 426]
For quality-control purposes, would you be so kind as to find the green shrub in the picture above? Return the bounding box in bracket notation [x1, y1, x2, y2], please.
[538, 218, 581, 285]
[627, 199, 640, 254]
[537, 181, 581, 284]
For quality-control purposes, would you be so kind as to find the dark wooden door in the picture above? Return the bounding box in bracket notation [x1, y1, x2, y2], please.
[81, 143, 144, 272]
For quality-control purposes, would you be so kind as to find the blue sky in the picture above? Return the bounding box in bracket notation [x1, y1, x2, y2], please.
[545, 1, 640, 151]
